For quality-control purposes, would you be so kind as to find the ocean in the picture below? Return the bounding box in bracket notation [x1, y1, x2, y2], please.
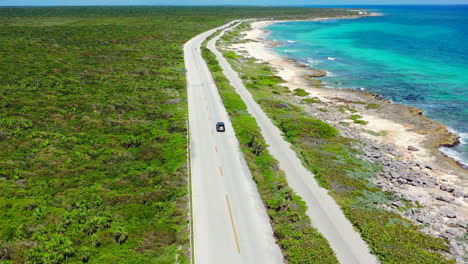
[266, 5, 468, 167]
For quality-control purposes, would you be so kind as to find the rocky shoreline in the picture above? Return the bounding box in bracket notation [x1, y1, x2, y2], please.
[291, 93, 468, 262]
[225, 17, 468, 263]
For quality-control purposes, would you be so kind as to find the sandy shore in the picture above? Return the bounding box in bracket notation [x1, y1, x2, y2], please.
[224, 16, 467, 262]
[231, 18, 464, 173]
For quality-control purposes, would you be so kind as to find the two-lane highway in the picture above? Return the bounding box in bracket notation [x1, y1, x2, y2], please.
[184, 22, 284, 264]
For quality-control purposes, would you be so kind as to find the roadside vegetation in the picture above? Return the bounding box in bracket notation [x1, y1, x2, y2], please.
[0, 7, 225, 264]
[218, 23, 455, 264]
[0, 6, 363, 263]
[201, 42, 338, 263]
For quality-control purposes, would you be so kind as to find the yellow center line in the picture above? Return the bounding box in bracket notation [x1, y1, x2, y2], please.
[215, 145, 218, 152]
[225, 195, 241, 254]
[219, 167, 223, 176]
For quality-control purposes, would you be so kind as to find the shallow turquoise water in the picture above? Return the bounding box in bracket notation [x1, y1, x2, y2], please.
[267, 5, 468, 166]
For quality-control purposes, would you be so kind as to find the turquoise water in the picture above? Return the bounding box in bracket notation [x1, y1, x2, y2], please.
[266, 5, 468, 167]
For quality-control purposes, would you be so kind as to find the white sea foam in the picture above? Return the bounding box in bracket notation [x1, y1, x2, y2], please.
[439, 127, 468, 167]
[458, 132, 468, 144]
[446, 126, 458, 134]
[440, 147, 468, 167]
[445, 127, 468, 144]
[448, 130, 468, 144]
[306, 59, 322, 66]
[327, 57, 336, 61]
[326, 71, 337, 77]
[286, 40, 296, 43]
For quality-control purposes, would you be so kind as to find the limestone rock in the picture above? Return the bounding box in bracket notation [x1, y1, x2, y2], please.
[436, 194, 454, 203]
[440, 184, 455, 192]
[407, 145, 419, 151]
[305, 69, 327, 78]
[439, 208, 457, 218]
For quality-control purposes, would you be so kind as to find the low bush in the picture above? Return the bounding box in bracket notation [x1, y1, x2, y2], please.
[349, 114, 369, 125]
[302, 97, 321, 104]
[366, 103, 380, 109]
[293, 88, 309, 97]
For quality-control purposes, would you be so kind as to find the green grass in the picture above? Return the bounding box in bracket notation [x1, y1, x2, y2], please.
[201, 44, 339, 263]
[366, 103, 380, 110]
[293, 88, 310, 97]
[338, 104, 358, 113]
[219, 23, 455, 264]
[302, 97, 321, 104]
[349, 114, 369, 125]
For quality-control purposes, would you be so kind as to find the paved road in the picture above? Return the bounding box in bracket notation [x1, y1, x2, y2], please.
[184, 22, 284, 264]
[208, 24, 379, 264]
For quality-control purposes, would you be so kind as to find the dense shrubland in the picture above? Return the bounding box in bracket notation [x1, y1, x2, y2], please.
[0, 8, 204, 264]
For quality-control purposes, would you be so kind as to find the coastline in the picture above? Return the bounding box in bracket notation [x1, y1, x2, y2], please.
[224, 15, 467, 262]
[232, 18, 464, 173]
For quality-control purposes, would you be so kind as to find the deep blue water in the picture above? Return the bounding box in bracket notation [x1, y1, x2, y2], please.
[266, 5, 468, 166]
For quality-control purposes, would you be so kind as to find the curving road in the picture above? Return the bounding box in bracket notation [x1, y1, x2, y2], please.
[207, 23, 379, 264]
[184, 22, 284, 264]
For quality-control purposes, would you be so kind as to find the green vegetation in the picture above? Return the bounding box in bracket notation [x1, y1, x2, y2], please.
[201, 45, 338, 263]
[243, 74, 283, 90]
[338, 104, 358, 113]
[366, 103, 380, 110]
[293, 88, 309, 97]
[348, 114, 369, 125]
[302, 97, 321, 104]
[0, 6, 362, 263]
[0, 7, 228, 264]
[219, 23, 455, 264]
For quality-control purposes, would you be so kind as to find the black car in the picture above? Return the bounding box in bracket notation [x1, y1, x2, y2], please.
[216, 122, 225, 132]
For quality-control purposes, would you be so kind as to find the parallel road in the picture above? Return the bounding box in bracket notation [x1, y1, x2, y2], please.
[208, 24, 379, 264]
[184, 22, 284, 264]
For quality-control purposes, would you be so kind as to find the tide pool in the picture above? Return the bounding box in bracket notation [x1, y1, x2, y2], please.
[266, 5, 468, 166]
